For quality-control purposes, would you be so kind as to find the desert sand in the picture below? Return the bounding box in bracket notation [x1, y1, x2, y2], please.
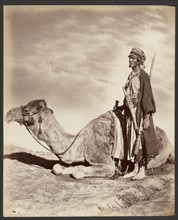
[3, 144, 174, 217]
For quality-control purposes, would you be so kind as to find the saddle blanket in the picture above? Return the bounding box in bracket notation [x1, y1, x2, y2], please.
[109, 111, 124, 160]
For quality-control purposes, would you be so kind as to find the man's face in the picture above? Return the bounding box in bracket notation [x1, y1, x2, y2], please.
[129, 55, 140, 68]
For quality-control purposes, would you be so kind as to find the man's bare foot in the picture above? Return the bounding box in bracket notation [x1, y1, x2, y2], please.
[123, 169, 138, 178]
[132, 166, 146, 180]
[123, 162, 139, 178]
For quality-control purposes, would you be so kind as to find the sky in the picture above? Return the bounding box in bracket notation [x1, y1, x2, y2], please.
[4, 5, 175, 151]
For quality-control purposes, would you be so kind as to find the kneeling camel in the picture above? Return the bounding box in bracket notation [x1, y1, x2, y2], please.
[5, 99, 174, 179]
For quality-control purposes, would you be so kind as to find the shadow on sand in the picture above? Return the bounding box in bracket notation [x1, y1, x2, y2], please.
[3, 151, 90, 170]
[3, 152, 65, 170]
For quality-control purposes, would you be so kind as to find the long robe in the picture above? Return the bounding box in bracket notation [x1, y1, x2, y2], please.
[123, 68, 157, 166]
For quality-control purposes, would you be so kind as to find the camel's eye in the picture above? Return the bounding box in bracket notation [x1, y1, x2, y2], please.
[37, 105, 42, 111]
[23, 106, 30, 113]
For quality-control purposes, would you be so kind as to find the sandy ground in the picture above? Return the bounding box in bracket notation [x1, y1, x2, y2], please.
[3, 144, 175, 217]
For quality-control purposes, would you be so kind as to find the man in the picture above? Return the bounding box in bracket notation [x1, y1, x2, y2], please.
[115, 48, 157, 180]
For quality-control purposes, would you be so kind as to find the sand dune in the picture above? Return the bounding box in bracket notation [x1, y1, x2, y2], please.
[3, 144, 174, 217]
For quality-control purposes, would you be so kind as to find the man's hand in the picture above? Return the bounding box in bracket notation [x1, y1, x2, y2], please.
[143, 115, 150, 130]
[113, 105, 118, 112]
[113, 104, 125, 112]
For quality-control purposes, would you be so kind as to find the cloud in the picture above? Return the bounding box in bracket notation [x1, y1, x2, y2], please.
[4, 6, 175, 146]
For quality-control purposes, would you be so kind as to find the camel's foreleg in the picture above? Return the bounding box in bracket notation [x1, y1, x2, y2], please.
[52, 162, 115, 179]
[52, 164, 75, 175]
[71, 163, 115, 179]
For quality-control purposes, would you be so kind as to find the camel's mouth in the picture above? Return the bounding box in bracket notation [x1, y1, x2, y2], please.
[5, 106, 24, 125]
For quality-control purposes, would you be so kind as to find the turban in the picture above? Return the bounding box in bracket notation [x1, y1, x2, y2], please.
[128, 48, 146, 65]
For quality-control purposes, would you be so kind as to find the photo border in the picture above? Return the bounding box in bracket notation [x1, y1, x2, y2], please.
[1, 0, 177, 220]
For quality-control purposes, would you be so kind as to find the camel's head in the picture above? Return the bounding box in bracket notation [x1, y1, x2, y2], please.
[5, 99, 52, 126]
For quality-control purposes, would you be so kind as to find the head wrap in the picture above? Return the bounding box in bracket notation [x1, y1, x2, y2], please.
[128, 48, 146, 67]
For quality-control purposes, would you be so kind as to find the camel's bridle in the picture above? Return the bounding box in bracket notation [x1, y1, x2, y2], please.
[21, 105, 44, 133]
[21, 105, 55, 154]
[20, 105, 75, 156]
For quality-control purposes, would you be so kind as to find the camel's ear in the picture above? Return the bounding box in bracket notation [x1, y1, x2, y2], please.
[38, 100, 47, 112]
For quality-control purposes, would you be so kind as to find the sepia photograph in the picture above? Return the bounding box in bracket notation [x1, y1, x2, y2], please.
[3, 5, 175, 217]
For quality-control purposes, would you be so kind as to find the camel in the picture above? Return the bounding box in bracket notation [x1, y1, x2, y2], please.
[5, 99, 174, 179]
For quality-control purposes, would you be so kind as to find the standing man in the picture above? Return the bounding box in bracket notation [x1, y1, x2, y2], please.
[116, 48, 157, 180]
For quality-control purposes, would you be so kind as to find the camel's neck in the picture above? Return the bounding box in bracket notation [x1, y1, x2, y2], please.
[28, 110, 76, 154]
